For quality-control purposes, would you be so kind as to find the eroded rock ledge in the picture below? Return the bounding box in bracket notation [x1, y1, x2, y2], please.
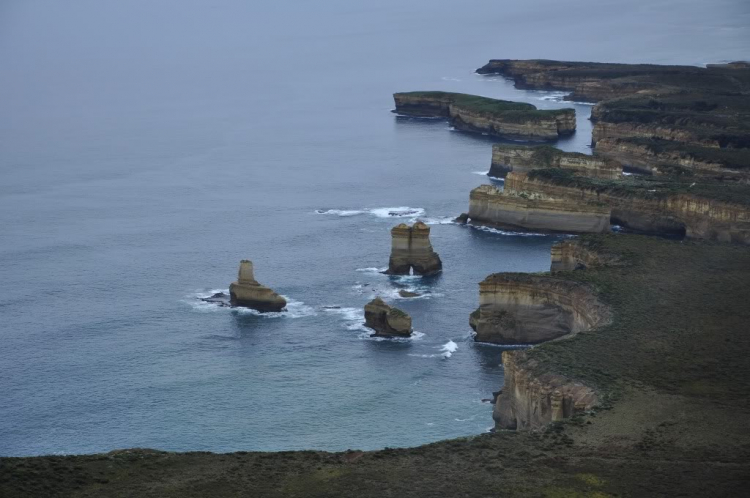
[469, 273, 610, 345]
[550, 239, 621, 272]
[393, 91, 575, 141]
[490, 144, 622, 179]
[386, 221, 442, 276]
[494, 350, 598, 430]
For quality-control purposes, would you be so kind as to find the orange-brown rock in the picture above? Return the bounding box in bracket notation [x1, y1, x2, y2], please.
[363, 297, 412, 337]
[386, 222, 442, 276]
[228, 260, 287, 312]
[490, 144, 622, 179]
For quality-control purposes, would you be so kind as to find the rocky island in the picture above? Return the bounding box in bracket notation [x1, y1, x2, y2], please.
[228, 260, 287, 312]
[363, 297, 413, 337]
[393, 91, 575, 141]
[385, 221, 442, 276]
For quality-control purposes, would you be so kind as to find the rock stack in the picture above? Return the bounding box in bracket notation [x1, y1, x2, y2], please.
[363, 298, 412, 337]
[228, 260, 287, 312]
[386, 221, 442, 276]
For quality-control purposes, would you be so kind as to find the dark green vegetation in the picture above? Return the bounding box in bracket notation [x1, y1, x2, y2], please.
[395, 91, 573, 120]
[527, 167, 750, 206]
[3, 235, 750, 497]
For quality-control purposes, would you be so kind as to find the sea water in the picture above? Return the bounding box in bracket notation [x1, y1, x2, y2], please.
[1, 0, 747, 455]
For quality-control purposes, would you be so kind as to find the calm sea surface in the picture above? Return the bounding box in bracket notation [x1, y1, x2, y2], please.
[1, 0, 748, 455]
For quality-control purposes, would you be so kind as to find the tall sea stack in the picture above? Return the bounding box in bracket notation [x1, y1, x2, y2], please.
[386, 221, 442, 276]
[229, 260, 287, 312]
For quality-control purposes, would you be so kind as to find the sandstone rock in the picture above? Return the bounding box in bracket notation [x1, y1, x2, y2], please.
[493, 350, 597, 430]
[490, 144, 622, 179]
[550, 239, 622, 272]
[469, 273, 611, 345]
[363, 297, 412, 337]
[398, 289, 420, 298]
[392, 92, 575, 141]
[468, 177, 611, 234]
[386, 222, 442, 276]
[228, 260, 287, 312]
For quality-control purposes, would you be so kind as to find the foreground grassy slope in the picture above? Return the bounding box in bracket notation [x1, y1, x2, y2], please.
[2, 235, 750, 497]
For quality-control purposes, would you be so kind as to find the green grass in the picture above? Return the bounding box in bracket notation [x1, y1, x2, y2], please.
[396, 91, 574, 119]
[617, 138, 750, 171]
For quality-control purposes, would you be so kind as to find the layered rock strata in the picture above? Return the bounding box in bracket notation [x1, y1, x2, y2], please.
[490, 144, 622, 179]
[386, 221, 442, 276]
[513, 170, 750, 243]
[363, 297, 412, 337]
[550, 239, 621, 272]
[228, 260, 287, 312]
[393, 91, 575, 141]
[594, 137, 750, 181]
[469, 273, 610, 345]
[468, 176, 611, 234]
[493, 350, 598, 430]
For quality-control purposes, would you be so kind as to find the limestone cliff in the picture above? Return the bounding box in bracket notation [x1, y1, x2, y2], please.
[493, 350, 598, 430]
[393, 92, 575, 141]
[467, 177, 611, 234]
[229, 260, 287, 312]
[364, 297, 412, 337]
[513, 170, 750, 243]
[490, 144, 622, 179]
[469, 273, 610, 345]
[594, 137, 750, 181]
[550, 239, 621, 272]
[386, 221, 442, 276]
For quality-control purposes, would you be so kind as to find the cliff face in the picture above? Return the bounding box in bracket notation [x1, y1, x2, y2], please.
[490, 144, 622, 179]
[468, 177, 611, 234]
[469, 273, 610, 345]
[386, 221, 442, 276]
[594, 137, 750, 180]
[393, 92, 575, 141]
[229, 260, 287, 312]
[524, 172, 750, 242]
[364, 297, 412, 337]
[494, 350, 598, 430]
[550, 239, 621, 272]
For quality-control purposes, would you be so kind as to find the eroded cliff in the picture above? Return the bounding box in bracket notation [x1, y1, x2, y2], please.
[490, 144, 622, 179]
[386, 221, 442, 276]
[468, 176, 611, 234]
[469, 273, 610, 345]
[393, 91, 575, 141]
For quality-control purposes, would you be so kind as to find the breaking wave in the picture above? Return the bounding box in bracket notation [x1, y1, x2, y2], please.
[466, 224, 550, 237]
[186, 289, 316, 318]
[408, 340, 458, 359]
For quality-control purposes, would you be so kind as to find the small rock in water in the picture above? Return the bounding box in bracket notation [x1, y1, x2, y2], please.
[455, 213, 470, 224]
[398, 289, 420, 298]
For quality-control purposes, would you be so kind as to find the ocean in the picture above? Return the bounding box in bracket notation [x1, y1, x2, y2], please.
[1, 0, 748, 455]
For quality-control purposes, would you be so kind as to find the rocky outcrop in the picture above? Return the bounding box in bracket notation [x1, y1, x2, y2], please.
[550, 239, 621, 272]
[467, 177, 611, 234]
[493, 350, 598, 430]
[594, 137, 750, 181]
[393, 92, 575, 141]
[386, 221, 442, 276]
[228, 260, 287, 312]
[490, 144, 622, 179]
[364, 297, 412, 337]
[469, 273, 610, 345]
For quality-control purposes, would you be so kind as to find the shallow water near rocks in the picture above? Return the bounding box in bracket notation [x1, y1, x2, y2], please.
[1, 0, 747, 455]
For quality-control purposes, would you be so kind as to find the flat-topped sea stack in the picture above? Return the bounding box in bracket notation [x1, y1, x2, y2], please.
[386, 221, 442, 276]
[393, 91, 575, 141]
[363, 297, 412, 337]
[228, 260, 287, 312]
[490, 144, 622, 179]
[468, 176, 611, 234]
[469, 273, 610, 345]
